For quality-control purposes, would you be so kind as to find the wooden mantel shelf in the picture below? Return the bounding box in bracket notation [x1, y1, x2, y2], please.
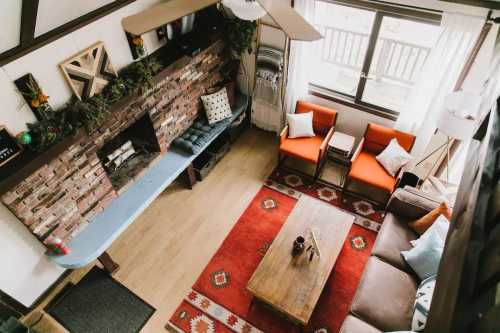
[122, 0, 219, 35]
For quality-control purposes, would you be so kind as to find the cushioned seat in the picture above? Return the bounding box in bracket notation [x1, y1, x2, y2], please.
[350, 257, 417, 332]
[348, 151, 397, 192]
[339, 315, 382, 333]
[279, 101, 337, 181]
[371, 213, 418, 272]
[279, 135, 324, 163]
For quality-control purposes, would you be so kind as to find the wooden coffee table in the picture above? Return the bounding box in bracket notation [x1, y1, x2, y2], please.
[247, 195, 354, 327]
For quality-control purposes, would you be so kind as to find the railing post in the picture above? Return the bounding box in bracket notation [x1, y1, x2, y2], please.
[375, 39, 391, 82]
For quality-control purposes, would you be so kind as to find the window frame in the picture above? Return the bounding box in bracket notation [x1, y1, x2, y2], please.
[308, 0, 442, 120]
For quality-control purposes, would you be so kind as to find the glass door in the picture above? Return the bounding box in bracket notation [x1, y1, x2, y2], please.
[310, 2, 376, 97]
[359, 15, 441, 112]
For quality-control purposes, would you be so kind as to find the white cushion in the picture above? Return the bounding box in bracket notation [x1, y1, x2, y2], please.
[401, 231, 444, 280]
[201, 88, 232, 125]
[286, 112, 315, 138]
[376, 138, 413, 176]
[411, 214, 450, 247]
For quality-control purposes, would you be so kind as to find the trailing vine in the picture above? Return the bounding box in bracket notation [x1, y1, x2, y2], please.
[27, 56, 163, 152]
[223, 17, 257, 59]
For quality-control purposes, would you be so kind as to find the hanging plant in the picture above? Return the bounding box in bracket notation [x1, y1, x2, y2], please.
[24, 55, 164, 153]
[223, 17, 257, 59]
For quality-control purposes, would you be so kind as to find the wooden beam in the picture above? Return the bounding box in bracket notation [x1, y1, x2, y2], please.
[0, 0, 137, 67]
[20, 0, 39, 45]
[438, 0, 500, 10]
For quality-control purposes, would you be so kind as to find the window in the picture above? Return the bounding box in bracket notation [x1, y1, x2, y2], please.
[309, 1, 442, 117]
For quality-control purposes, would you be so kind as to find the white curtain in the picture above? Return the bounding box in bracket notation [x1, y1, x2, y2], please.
[395, 12, 485, 159]
[283, 0, 317, 115]
[448, 24, 500, 184]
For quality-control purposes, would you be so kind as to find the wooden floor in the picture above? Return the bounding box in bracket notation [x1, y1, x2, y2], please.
[34, 127, 278, 332]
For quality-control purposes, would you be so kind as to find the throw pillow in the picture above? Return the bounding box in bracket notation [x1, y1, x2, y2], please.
[201, 88, 232, 125]
[411, 214, 450, 247]
[411, 275, 437, 332]
[408, 202, 452, 235]
[286, 112, 315, 138]
[376, 138, 413, 176]
[401, 231, 444, 280]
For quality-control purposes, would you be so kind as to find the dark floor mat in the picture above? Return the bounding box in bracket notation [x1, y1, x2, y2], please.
[46, 266, 155, 333]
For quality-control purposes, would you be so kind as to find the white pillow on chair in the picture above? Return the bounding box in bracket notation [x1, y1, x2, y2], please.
[286, 112, 315, 138]
[376, 138, 413, 176]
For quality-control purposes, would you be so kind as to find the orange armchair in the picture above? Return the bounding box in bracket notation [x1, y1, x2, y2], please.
[279, 101, 338, 181]
[345, 123, 415, 201]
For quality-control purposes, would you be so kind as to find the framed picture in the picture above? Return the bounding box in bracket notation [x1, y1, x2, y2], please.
[60, 41, 117, 100]
[14, 73, 53, 121]
[0, 126, 23, 167]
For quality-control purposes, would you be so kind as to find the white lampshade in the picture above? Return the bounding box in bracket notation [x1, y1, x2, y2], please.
[436, 110, 475, 141]
[222, 0, 267, 21]
[445, 91, 481, 117]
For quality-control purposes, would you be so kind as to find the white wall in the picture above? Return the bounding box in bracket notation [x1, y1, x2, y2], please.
[306, 95, 395, 142]
[0, 0, 166, 307]
[0, 206, 65, 307]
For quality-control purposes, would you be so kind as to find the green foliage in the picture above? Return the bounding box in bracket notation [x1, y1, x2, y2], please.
[69, 94, 109, 130]
[26, 56, 164, 152]
[101, 77, 128, 105]
[27, 107, 79, 151]
[120, 56, 162, 95]
[224, 17, 257, 59]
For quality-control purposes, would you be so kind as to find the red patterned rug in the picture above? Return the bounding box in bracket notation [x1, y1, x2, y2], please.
[266, 168, 385, 232]
[166, 186, 376, 333]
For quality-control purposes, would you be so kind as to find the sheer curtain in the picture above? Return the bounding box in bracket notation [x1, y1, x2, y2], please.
[283, 0, 317, 115]
[448, 24, 499, 184]
[395, 12, 485, 159]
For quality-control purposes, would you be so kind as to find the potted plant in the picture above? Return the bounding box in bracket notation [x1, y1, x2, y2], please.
[223, 16, 257, 59]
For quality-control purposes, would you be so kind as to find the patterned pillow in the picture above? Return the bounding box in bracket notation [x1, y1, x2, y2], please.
[412, 275, 437, 331]
[201, 88, 232, 125]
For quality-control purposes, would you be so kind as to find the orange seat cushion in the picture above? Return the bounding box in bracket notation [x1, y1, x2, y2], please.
[280, 135, 324, 164]
[348, 151, 397, 192]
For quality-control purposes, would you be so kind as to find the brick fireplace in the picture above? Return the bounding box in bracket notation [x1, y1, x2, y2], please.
[97, 112, 161, 193]
[0, 39, 228, 247]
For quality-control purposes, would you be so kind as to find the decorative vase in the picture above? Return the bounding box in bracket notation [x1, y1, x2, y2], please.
[292, 236, 305, 256]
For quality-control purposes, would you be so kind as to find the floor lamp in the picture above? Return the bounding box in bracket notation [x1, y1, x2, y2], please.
[417, 92, 479, 183]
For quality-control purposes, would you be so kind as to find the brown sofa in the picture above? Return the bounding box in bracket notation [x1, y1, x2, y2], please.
[339, 187, 443, 333]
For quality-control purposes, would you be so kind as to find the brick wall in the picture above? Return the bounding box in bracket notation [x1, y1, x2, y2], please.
[1, 39, 228, 248]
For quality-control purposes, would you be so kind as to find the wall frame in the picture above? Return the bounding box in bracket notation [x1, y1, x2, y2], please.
[0, 0, 137, 67]
[59, 42, 117, 100]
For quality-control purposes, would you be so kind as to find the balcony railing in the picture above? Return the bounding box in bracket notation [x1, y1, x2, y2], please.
[316, 25, 431, 85]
